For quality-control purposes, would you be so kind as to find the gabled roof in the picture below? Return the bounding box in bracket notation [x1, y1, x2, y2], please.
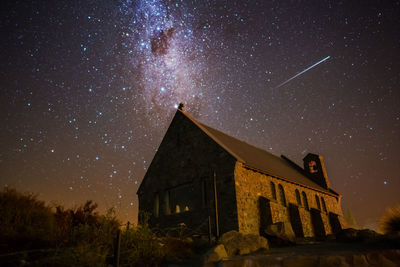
[181, 110, 338, 196]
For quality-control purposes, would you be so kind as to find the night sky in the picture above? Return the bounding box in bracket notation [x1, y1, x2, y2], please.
[1, 0, 399, 228]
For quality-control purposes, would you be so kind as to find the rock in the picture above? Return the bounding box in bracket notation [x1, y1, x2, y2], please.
[219, 230, 269, 256]
[326, 234, 336, 241]
[384, 231, 400, 246]
[282, 256, 318, 267]
[350, 254, 369, 266]
[264, 222, 296, 245]
[336, 228, 383, 243]
[203, 244, 228, 264]
[382, 249, 400, 264]
[366, 251, 397, 267]
[318, 255, 350, 266]
[336, 228, 359, 242]
[358, 229, 381, 242]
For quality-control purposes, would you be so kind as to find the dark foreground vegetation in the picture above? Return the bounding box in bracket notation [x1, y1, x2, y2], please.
[0, 188, 196, 266]
[380, 205, 400, 235]
[1, 188, 399, 266]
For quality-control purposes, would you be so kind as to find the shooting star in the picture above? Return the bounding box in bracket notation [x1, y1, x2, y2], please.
[275, 56, 331, 89]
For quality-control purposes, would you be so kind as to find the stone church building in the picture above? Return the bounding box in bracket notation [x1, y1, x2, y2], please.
[137, 104, 345, 239]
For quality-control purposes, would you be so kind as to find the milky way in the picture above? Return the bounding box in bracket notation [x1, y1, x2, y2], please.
[120, 0, 215, 123]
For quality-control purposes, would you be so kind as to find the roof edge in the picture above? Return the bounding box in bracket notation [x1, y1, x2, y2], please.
[179, 110, 247, 162]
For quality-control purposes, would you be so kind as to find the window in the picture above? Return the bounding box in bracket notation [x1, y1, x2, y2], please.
[308, 160, 318, 173]
[270, 182, 277, 200]
[169, 183, 194, 214]
[175, 205, 181, 213]
[164, 190, 171, 215]
[321, 197, 327, 212]
[154, 193, 159, 217]
[302, 191, 309, 210]
[315, 195, 321, 210]
[295, 189, 302, 206]
[278, 184, 286, 206]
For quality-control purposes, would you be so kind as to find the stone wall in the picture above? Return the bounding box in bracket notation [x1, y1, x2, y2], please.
[298, 207, 314, 237]
[234, 162, 344, 237]
[138, 111, 239, 235]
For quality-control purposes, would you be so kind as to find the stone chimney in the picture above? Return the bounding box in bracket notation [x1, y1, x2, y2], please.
[303, 153, 330, 189]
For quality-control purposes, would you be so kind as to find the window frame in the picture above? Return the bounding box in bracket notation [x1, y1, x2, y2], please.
[295, 189, 302, 206]
[302, 191, 309, 211]
[278, 184, 287, 207]
[270, 181, 277, 200]
[315, 195, 321, 210]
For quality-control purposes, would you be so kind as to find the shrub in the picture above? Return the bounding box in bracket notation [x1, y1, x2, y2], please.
[0, 188, 197, 266]
[162, 236, 193, 262]
[379, 205, 400, 234]
[53, 200, 119, 246]
[50, 202, 120, 265]
[119, 213, 166, 266]
[0, 188, 55, 250]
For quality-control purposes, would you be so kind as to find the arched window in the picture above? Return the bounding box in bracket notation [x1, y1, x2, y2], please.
[302, 191, 309, 210]
[164, 190, 170, 215]
[270, 182, 277, 200]
[295, 189, 302, 206]
[154, 193, 159, 217]
[278, 184, 286, 206]
[321, 197, 327, 212]
[315, 195, 321, 210]
[175, 205, 181, 213]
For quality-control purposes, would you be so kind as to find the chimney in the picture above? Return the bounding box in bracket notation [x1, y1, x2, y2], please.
[303, 153, 330, 189]
[178, 102, 185, 111]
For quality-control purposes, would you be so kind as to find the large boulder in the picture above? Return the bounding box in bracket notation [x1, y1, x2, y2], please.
[219, 230, 269, 256]
[336, 228, 382, 243]
[335, 228, 359, 242]
[366, 251, 398, 267]
[264, 222, 296, 246]
[358, 229, 381, 242]
[203, 244, 228, 264]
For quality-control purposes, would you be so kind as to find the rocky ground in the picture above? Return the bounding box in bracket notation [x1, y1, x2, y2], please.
[216, 242, 400, 267]
[168, 228, 400, 267]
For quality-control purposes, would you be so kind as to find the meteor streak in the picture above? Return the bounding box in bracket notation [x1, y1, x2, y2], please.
[275, 56, 331, 88]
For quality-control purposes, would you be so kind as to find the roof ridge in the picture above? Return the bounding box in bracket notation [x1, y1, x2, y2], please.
[198, 121, 283, 161]
[178, 110, 246, 162]
[179, 110, 284, 162]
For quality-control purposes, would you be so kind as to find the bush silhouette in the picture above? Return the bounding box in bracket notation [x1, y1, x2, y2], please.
[0, 188, 195, 265]
[0, 188, 55, 250]
[379, 205, 400, 234]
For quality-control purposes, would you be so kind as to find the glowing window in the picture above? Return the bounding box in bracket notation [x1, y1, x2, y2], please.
[169, 183, 194, 213]
[308, 160, 318, 173]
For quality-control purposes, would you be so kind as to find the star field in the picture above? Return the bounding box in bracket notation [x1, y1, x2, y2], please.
[1, 0, 399, 227]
